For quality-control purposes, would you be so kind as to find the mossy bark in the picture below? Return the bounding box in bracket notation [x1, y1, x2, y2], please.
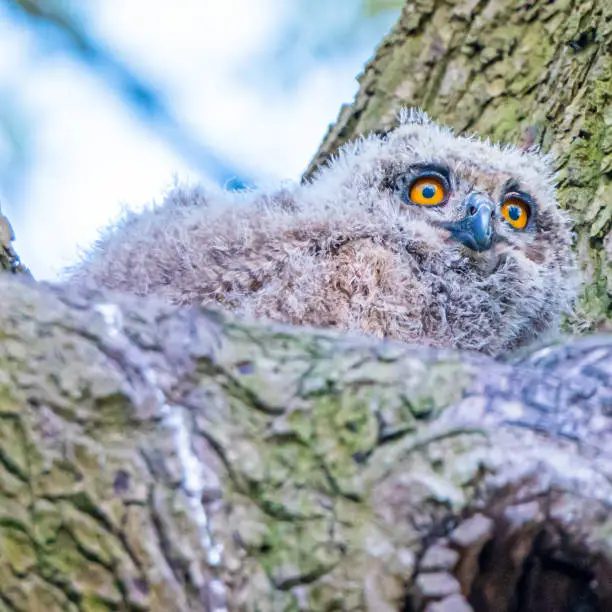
[0, 205, 29, 275]
[2, 275, 612, 611]
[307, 0, 612, 331]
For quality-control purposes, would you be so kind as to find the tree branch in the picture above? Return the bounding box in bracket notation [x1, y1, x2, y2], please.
[0, 275, 611, 610]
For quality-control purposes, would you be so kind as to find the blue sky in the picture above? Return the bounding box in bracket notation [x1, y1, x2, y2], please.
[0, 1, 398, 279]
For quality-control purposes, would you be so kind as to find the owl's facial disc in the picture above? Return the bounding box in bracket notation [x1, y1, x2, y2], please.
[438, 192, 494, 252]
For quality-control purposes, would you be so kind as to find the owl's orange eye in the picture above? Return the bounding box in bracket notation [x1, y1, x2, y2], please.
[501, 196, 530, 230]
[409, 176, 447, 206]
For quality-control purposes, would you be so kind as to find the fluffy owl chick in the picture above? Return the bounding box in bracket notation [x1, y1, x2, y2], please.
[69, 110, 578, 356]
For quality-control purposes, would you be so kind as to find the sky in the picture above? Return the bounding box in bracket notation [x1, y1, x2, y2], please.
[0, 1, 398, 280]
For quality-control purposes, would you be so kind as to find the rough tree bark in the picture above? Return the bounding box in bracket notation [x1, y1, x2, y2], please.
[307, 0, 612, 331]
[2, 276, 612, 612]
[2, 1, 612, 611]
[0, 205, 27, 275]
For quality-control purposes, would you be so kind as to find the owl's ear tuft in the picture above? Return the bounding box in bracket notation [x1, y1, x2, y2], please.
[397, 107, 432, 127]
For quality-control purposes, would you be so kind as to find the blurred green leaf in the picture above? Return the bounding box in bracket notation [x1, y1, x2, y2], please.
[361, 0, 405, 17]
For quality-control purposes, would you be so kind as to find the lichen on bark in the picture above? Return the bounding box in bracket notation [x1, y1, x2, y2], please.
[2, 276, 612, 610]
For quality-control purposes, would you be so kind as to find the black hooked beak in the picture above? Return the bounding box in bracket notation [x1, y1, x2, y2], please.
[439, 192, 494, 252]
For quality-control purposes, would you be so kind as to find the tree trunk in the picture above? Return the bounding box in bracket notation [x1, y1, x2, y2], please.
[307, 0, 612, 331]
[1, 274, 612, 611]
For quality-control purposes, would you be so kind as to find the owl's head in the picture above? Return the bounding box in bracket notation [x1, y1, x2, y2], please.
[308, 109, 578, 352]
[313, 109, 572, 264]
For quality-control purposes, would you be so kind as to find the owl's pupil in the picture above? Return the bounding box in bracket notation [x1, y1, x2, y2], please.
[509, 206, 521, 221]
[422, 185, 436, 199]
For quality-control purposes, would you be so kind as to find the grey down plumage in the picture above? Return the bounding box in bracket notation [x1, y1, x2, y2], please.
[69, 110, 578, 356]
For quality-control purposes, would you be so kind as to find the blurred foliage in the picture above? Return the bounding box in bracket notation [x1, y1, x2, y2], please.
[250, 0, 401, 89]
[2, 0, 251, 190]
[0, 0, 404, 201]
[362, 0, 406, 16]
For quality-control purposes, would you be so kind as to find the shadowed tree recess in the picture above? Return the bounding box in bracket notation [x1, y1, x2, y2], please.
[307, 0, 612, 331]
[3, 1, 612, 610]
